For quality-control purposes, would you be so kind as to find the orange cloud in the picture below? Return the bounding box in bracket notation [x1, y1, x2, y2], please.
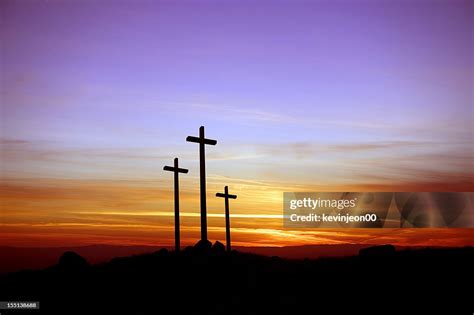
[1, 178, 473, 248]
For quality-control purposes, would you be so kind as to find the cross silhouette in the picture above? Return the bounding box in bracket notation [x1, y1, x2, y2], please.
[163, 157, 188, 253]
[216, 186, 237, 252]
[186, 126, 217, 242]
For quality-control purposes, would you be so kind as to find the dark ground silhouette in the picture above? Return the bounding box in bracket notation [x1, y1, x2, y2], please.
[1, 244, 472, 314]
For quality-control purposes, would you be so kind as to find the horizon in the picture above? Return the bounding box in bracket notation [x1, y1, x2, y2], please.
[1, 240, 472, 249]
[1, 1, 473, 248]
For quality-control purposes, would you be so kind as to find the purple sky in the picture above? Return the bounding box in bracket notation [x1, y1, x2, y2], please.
[2, 0, 472, 186]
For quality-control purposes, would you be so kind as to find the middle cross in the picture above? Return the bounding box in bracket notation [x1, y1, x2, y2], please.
[186, 126, 217, 242]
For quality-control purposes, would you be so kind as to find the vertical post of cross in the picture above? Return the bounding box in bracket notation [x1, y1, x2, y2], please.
[216, 186, 237, 252]
[186, 126, 217, 242]
[163, 157, 189, 253]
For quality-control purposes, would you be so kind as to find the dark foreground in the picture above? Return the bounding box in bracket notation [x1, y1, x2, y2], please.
[1, 243, 473, 314]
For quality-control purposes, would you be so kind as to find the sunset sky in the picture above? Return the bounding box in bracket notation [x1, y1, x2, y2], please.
[1, 0, 473, 248]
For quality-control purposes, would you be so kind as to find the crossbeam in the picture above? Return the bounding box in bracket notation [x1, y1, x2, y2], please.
[216, 192, 237, 199]
[186, 136, 217, 146]
[163, 165, 189, 173]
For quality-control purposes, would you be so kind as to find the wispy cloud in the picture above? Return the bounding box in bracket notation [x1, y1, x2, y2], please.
[0, 138, 31, 145]
[69, 211, 283, 219]
[184, 103, 398, 131]
[253, 140, 472, 156]
[187, 103, 290, 123]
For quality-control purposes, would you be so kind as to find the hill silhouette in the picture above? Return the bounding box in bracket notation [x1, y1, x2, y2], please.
[0, 243, 422, 275]
[0, 244, 472, 314]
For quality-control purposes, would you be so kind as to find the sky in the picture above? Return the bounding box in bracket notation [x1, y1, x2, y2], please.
[1, 0, 473, 248]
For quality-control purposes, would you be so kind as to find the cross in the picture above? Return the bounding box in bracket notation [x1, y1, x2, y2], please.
[216, 186, 237, 252]
[163, 157, 189, 253]
[186, 126, 217, 242]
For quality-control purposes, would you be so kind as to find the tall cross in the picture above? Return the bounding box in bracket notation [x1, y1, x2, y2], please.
[216, 186, 237, 252]
[186, 126, 217, 242]
[163, 157, 188, 253]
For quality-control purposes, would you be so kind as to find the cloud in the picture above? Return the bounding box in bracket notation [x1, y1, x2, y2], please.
[187, 103, 290, 123]
[0, 138, 31, 145]
[254, 140, 471, 157]
[180, 102, 401, 131]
